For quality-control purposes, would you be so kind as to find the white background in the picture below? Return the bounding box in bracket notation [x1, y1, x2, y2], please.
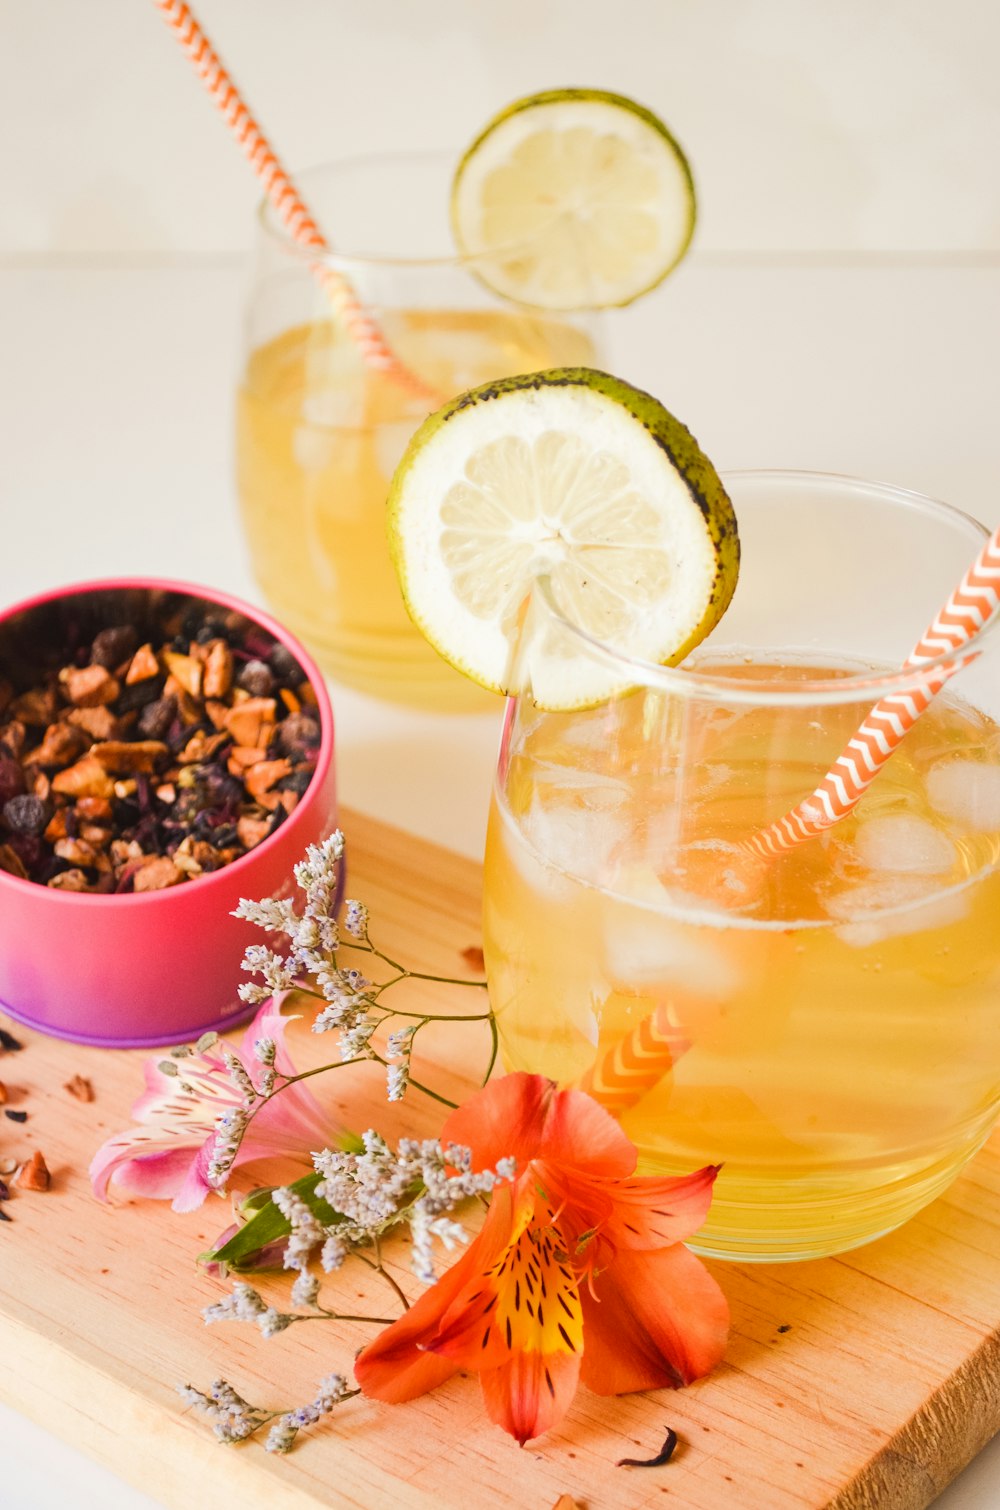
[1, 2, 999, 1505]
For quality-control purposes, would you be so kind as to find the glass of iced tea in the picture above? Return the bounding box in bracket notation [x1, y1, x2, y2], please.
[235, 151, 598, 710]
[483, 472, 1000, 1262]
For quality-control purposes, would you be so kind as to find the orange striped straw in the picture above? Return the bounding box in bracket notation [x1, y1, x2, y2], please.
[579, 524, 1000, 1116]
[576, 1002, 690, 1113]
[746, 524, 1000, 860]
[152, 0, 435, 402]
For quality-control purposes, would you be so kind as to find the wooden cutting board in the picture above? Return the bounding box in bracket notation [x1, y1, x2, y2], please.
[2, 808, 999, 1510]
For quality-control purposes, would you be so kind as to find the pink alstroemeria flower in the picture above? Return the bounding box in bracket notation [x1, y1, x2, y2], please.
[90, 993, 335, 1213]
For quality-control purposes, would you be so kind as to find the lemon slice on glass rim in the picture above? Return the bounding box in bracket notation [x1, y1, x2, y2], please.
[386, 368, 739, 710]
[451, 88, 696, 311]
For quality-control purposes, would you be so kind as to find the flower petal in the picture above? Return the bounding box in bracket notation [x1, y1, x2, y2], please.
[442, 1073, 635, 1182]
[354, 1241, 482, 1403]
[578, 1244, 729, 1395]
[479, 1346, 581, 1445]
[428, 1180, 585, 1373]
[566, 1164, 721, 1251]
[90, 993, 343, 1211]
[89, 1143, 197, 1203]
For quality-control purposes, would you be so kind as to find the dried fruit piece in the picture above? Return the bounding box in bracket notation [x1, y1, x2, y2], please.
[125, 643, 160, 683]
[224, 697, 277, 748]
[90, 740, 169, 774]
[91, 625, 139, 669]
[51, 757, 116, 800]
[16, 1151, 50, 1190]
[64, 1074, 95, 1102]
[60, 664, 120, 707]
[66, 705, 118, 740]
[132, 857, 184, 892]
[162, 651, 203, 698]
[48, 868, 93, 892]
[203, 640, 234, 698]
[2, 794, 50, 836]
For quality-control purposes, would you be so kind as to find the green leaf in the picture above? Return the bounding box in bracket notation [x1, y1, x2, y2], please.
[199, 1172, 341, 1271]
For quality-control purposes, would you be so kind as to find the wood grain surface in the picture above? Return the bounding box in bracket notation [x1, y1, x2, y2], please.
[1, 808, 998, 1510]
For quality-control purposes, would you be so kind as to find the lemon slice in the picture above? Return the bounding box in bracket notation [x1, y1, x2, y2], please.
[451, 88, 696, 311]
[386, 368, 739, 709]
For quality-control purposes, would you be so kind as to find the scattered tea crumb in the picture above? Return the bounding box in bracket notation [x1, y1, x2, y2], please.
[0, 1207, 11, 1222]
[0, 1179, 9, 1200]
[617, 1426, 679, 1468]
[4, 1109, 27, 1123]
[460, 944, 485, 972]
[777, 1323, 792, 1333]
[551, 1497, 580, 1510]
[0, 1081, 7, 1104]
[16, 1150, 50, 1190]
[64, 1074, 95, 1102]
[0, 1027, 23, 1053]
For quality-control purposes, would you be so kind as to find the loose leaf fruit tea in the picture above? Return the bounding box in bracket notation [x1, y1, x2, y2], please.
[0, 589, 320, 893]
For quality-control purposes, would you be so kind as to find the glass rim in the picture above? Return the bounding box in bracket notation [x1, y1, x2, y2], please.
[255, 147, 527, 275]
[530, 469, 999, 707]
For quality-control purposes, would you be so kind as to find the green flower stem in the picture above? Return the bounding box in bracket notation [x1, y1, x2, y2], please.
[294, 1308, 396, 1327]
[357, 1245, 411, 1312]
[482, 1013, 500, 1087]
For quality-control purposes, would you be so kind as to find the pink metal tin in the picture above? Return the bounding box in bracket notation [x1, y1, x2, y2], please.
[0, 578, 338, 1047]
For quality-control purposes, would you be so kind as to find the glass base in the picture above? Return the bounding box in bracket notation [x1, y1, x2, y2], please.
[670, 1135, 993, 1263]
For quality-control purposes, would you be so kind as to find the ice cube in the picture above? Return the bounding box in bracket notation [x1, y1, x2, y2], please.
[518, 797, 630, 895]
[602, 869, 742, 998]
[927, 760, 1000, 833]
[824, 873, 968, 947]
[854, 814, 956, 876]
[292, 423, 336, 473]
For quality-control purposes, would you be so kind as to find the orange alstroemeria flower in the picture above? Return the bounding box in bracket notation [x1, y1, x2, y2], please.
[355, 1072, 728, 1444]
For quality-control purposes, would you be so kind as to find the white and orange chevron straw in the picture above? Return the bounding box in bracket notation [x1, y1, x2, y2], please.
[576, 1002, 690, 1113]
[745, 523, 1000, 861]
[579, 524, 1000, 1117]
[152, 0, 435, 401]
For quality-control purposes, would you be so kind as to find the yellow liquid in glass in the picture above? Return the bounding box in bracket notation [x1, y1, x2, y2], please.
[483, 663, 1000, 1259]
[236, 308, 595, 709]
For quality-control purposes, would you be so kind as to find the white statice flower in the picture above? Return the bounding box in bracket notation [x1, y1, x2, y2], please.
[343, 899, 369, 939]
[265, 1418, 298, 1454]
[321, 1232, 349, 1272]
[257, 1307, 293, 1339]
[338, 1019, 377, 1061]
[237, 981, 271, 1006]
[385, 1024, 417, 1059]
[202, 1282, 267, 1326]
[240, 943, 297, 995]
[253, 1036, 276, 1067]
[206, 1107, 249, 1186]
[310, 1133, 513, 1282]
[220, 1045, 257, 1103]
[386, 1062, 409, 1102]
[291, 1270, 320, 1309]
[272, 1186, 326, 1273]
[232, 895, 299, 934]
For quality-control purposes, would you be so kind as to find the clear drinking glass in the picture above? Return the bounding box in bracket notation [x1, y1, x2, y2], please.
[482, 472, 1000, 1262]
[235, 151, 600, 711]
